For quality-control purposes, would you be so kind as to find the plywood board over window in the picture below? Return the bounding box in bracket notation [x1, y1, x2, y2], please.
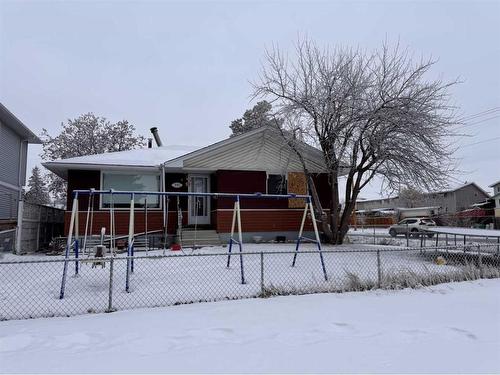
[288, 172, 307, 208]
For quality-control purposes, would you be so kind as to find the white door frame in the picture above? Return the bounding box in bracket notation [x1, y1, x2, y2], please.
[188, 174, 211, 225]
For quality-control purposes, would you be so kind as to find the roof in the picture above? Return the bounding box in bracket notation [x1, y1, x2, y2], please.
[43, 126, 329, 179]
[163, 126, 326, 172]
[0, 103, 42, 144]
[489, 180, 500, 188]
[433, 182, 490, 197]
[357, 182, 490, 204]
[43, 145, 199, 178]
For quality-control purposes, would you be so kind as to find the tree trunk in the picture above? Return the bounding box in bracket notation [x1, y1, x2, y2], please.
[329, 171, 340, 244]
[306, 174, 333, 241]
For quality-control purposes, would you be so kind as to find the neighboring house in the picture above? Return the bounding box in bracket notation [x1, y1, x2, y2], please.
[0, 103, 42, 224]
[490, 180, 500, 228]
[356, 183, 490, 215]
[43, 126, 331, 242]
[0, 103, 42, 252]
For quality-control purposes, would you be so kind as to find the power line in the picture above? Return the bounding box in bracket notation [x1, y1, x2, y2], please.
[458, 114, 500, 129]
[461, 135, 500, 148]
[458, 107, 500, 122]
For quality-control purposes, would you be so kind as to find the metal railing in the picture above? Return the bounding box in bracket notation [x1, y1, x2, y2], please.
[347, 226, 500, 248]
[1, 243, 499, 321]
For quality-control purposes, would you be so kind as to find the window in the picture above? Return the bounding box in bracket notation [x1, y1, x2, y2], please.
[101, 172, 161, 208]
[267, 174, 287, 195]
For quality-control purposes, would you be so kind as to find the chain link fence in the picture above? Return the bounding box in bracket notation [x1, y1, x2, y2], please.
[1, 244, 499, 320]
[347, 226, 500, 248]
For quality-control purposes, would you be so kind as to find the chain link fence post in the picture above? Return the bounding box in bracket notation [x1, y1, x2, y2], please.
[477, 245, 483, 279]
[260, 252, 264, 296]
[106, 257, 115, 312]
[377, 250, 381, 288]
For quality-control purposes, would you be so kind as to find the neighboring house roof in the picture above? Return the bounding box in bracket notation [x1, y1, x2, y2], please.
[489, 180, 500, 188]
[433, 182, 490, 197]
[356, 182, 490, 204]
[43, 126, 328, 179]
[0, 103, 42, 144]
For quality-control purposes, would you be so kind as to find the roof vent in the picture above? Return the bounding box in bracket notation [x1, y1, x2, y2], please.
[150, 127, 163, 147]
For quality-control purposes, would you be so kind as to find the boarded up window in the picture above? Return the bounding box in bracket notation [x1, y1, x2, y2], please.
[288, 172, 307, 208]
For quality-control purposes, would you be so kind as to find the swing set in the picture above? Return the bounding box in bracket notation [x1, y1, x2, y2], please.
[59, 189, 328, 299]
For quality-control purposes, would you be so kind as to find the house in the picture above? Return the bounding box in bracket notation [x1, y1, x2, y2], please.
[356, 183, 490, 215]
[490, 180, 500, 228]
[43, 126, 331, 243]
[0, 103, 42, 251]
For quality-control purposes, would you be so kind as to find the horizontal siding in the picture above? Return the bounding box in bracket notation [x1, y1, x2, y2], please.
[0, 121, 21, 186]
[184, 130, 325, 173]
[216, 209, 313, 233]
[64, 209, 313, 236]
[0, 185, 18, 220]
[65, 211, 188, 236]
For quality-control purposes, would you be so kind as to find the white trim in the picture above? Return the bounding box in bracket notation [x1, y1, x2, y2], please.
[187, 174, 211, 225]
[99, 170, 163, 210]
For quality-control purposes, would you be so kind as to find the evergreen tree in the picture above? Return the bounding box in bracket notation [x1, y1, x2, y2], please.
[229, 101, 282, 136]
[24, 167, 50, 205]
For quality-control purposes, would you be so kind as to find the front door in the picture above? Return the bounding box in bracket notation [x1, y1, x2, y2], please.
[188, 174, 210, 225]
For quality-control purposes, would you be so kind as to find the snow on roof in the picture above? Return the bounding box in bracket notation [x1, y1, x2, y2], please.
[489, 180, 500, 187]
[42, 145, 201, 178]
[54, 145, 199, 167]
[425, 226, 500, 238]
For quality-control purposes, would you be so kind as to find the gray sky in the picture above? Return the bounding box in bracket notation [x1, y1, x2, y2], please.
[1, 0, 499, 198]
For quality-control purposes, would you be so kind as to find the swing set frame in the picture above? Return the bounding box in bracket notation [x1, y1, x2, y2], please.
[59, 189, 328, 299]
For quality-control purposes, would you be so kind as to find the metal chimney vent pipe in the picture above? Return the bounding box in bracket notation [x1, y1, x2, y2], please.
[150, 127, 163, 147]
[147, 138, 153, 148]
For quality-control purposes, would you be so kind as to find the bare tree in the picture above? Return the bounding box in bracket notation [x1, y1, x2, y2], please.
[253, 39, 460, 244]
[398, 187, 424, 208]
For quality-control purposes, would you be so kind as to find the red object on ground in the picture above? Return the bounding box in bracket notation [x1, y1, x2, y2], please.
[171, 243, 182, 251]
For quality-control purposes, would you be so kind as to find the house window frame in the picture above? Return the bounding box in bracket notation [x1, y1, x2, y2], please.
[99, 170, 162, 210]
[266, 172, 288, 195]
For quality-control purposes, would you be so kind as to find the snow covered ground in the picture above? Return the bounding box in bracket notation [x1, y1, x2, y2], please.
[0, 244, 470, 320]
[347, 227, 500, 248]
[1, 279, 499, 373]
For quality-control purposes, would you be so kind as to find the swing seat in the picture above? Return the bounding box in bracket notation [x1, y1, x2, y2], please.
[90, 245, 107, 268]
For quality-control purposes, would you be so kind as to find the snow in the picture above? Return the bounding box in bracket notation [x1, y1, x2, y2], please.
[0, 244, 465, 320]
[1, 279, 499, 373]
[425, 226, 500, 238]
[43, 144, 200, 168]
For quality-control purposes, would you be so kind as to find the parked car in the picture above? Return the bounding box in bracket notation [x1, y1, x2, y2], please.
[388, 218, 436, 238]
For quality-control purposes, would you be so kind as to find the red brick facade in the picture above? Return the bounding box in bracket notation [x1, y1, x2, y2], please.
[65, 169, 330, 235]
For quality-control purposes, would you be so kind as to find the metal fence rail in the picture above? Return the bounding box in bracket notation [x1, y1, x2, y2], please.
[1, 244, 499, 321]
[347, 227, 500, 249]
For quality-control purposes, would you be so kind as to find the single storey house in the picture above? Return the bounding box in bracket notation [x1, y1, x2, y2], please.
[43, 126, 331, 243]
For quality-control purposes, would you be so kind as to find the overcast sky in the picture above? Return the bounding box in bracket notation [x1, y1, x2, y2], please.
[1, 0, 499, 198]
